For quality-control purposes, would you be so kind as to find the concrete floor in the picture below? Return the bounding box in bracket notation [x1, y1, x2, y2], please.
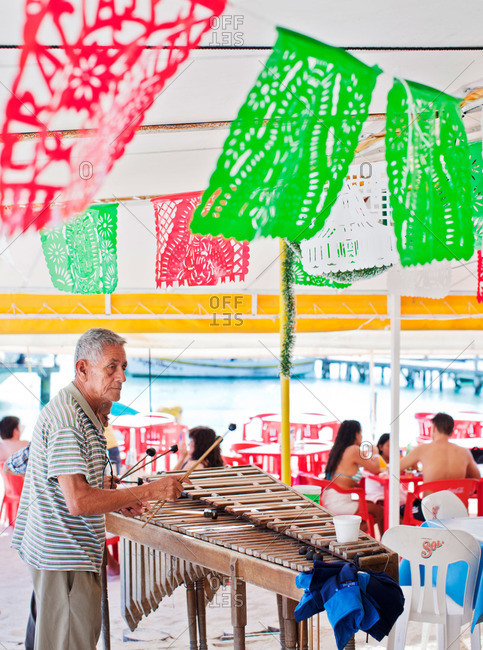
[0, 525, 476, 649]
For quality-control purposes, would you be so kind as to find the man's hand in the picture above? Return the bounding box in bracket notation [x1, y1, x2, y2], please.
[147, 475, 185, 502]
[103, 476, 119, 490]
[119, 501, 148, 517]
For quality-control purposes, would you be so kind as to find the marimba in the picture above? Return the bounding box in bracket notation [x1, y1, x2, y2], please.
[107, 465, 398, 649]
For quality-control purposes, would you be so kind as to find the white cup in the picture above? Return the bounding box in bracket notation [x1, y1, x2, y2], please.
[333, 515, 361, 543]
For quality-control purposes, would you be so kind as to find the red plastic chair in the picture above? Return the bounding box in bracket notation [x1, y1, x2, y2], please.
[453, 419, 481, 439]
[414, 412, 434, 444]
[0, 471, 24, 527]
[242, 413, 277, 442]
[403, 478, 479, 526]
[105, 534, 120, 575]
[295, 472, 375, 537]
[223, 441, 264, 467]
[106, 534, 119, 560]
[296, 414, 339, 442]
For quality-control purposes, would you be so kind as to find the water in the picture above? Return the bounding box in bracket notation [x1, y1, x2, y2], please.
[0, 354, 481, 449]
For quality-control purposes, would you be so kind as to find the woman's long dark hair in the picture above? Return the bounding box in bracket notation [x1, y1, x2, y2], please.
[189, 426, 224, 468]
[325, 420, 362, 478]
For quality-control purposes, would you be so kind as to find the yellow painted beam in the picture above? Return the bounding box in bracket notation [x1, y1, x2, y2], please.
[0, 293, 482, 335]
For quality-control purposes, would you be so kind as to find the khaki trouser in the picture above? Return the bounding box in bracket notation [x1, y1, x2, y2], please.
[29, 567, 101, 650]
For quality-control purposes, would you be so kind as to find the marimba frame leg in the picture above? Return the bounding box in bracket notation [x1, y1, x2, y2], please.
[195, 577, 208, 650]
[281, 597, 298, 650]
[186, 582, 198, 650]
[231, 576, 247, 650]
[277, 594, 286, 649]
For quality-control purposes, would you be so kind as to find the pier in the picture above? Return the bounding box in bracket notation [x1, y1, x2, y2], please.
[317, 357, 483, 395]
[0, 354, 60, 405]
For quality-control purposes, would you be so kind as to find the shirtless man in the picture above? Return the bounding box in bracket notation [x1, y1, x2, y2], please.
[400, 412, 480, 482]
[400, 412, 480, 518]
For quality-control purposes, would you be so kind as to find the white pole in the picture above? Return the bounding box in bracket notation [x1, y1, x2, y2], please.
[389, 292, 401, 529]
[369, 350, 376, 438]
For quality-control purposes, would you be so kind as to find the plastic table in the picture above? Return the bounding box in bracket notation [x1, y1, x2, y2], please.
[243, 412, 339, 444]
[112, 413, 187, 471]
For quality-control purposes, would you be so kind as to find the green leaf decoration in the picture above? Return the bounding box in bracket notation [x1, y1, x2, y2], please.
[386, 79, 474, 266]
[191, 28, 381, 242]
[41, 204, 118, 294]
[470, 141, 483, 247]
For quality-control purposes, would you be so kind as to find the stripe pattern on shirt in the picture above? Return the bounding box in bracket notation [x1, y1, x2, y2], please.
[11, 384, 107, 573]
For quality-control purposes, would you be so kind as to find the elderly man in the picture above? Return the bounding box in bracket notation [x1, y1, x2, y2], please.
[12, 328, 185, 650]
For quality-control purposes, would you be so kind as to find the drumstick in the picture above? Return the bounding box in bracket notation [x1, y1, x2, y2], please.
[121, 444, 179, 482]
[140, 444, 178, 473]
[142, 435, 223, 527]
[118, 447, 156, 481]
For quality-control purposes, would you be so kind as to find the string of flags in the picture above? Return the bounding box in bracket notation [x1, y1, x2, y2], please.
[0, 0, 226, 233]
[0, 5, 481, 297]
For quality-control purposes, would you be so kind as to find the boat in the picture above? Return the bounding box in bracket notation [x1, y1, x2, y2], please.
[126, 356, 315, 379]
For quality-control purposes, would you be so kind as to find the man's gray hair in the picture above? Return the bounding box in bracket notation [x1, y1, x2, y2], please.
[74, 328, 127, 365]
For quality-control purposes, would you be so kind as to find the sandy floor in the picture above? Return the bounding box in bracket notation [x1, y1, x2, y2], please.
[0, 525, 477, 649]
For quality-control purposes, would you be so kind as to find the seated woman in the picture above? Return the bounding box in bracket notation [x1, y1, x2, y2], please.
[365, 433, 407, 510]
[323, 420, 384, 535]
[173, 426, 224, 472]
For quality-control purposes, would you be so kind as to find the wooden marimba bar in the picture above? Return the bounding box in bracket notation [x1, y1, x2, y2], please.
[107, 465, 398, 649]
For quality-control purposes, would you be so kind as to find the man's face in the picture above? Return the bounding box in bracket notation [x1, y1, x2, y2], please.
[86, 345, 127, 403]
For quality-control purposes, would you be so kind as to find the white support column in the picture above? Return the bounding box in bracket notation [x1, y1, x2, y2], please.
[389, 292, 401, 530]
[369, 350, 376, 438]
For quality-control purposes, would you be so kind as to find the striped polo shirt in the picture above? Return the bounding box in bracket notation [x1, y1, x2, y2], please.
[12, 382, 107, 573]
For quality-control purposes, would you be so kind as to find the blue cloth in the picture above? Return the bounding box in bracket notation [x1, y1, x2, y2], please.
[6, 443, 30, 474]
[295, 560, 404, 650]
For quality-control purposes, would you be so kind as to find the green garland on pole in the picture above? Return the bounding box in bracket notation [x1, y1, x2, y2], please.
[280, 240, 296, 377]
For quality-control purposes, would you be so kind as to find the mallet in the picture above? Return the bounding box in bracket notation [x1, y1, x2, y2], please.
[118, 447, 156, 481]
[120, 444, 179, 480]
[120, 477, 144, 486]
[142, 423, 236, 527]
[140, 444, 178, 473]
[162, 507, 218, 519]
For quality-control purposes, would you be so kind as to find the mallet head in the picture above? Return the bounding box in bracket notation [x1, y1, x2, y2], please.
[203, 508, 218, 520]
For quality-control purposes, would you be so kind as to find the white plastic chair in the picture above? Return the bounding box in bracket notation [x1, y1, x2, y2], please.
[422, 490, 469, 521]
[382, 525, 481, 650]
